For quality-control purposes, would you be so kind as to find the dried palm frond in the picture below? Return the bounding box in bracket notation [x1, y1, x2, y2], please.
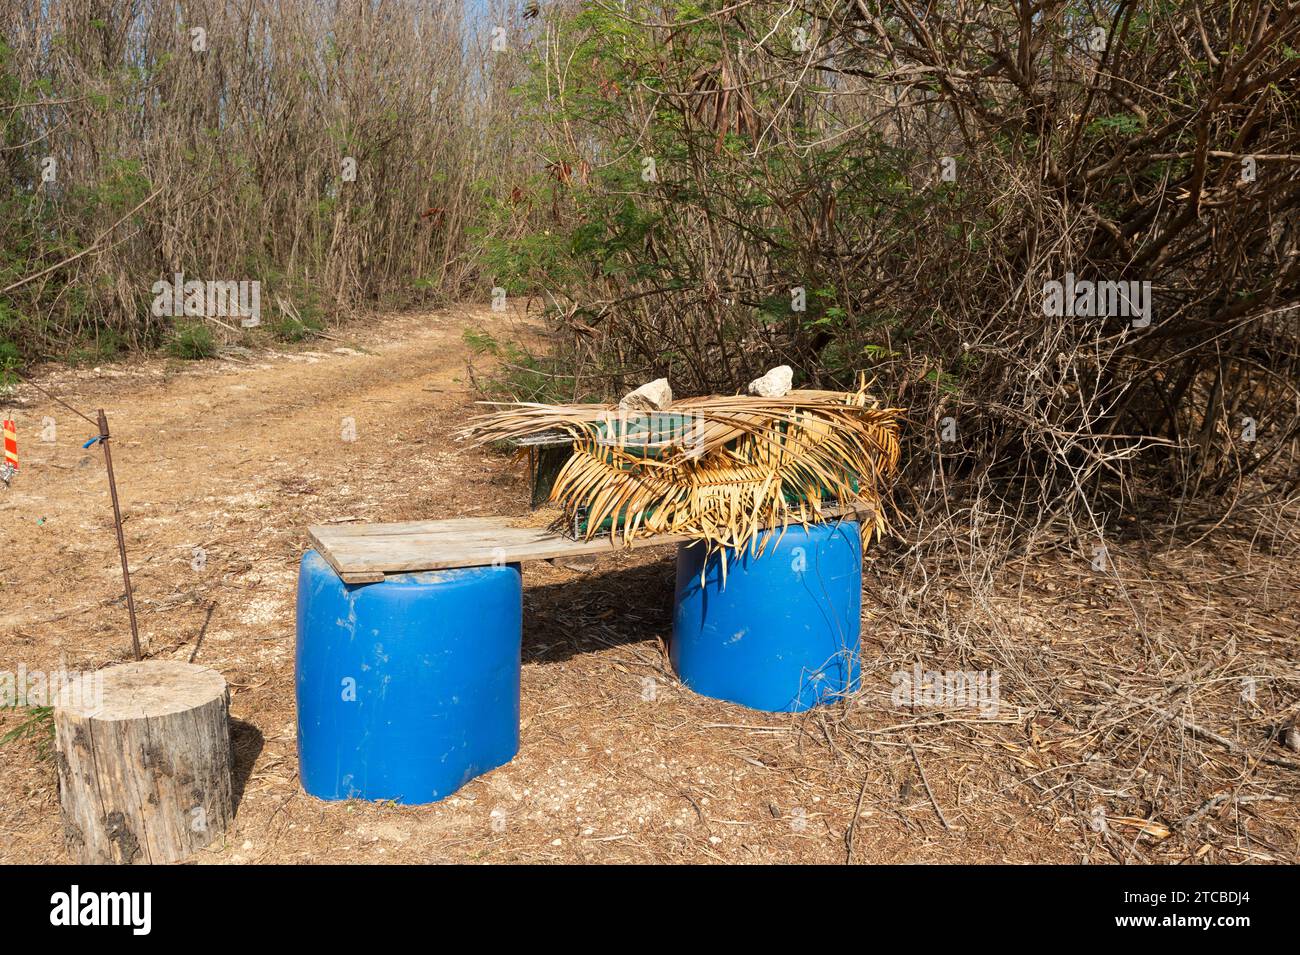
[462, 384, 902, 558]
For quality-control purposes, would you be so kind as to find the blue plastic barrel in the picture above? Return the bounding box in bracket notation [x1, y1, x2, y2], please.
[295, 550, 521, 804]
[672, 521, 862, 712]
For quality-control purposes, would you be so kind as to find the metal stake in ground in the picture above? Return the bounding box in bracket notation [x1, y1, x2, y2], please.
[96, 409, 141, 661]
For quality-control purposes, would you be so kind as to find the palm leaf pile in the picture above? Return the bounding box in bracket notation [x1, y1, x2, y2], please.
[464, 385, 902, 559]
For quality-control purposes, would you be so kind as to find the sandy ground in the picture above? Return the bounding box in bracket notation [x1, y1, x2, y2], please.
[1, 305, 1296, 864]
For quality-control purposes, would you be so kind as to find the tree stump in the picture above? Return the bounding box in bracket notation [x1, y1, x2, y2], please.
[54, 660, 233, 864]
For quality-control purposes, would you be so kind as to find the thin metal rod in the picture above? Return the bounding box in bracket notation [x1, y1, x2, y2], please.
[97, 409, 141, 661]
[17, 374, 99, 427]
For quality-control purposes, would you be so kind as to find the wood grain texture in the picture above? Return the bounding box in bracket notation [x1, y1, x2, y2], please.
[309, 505, 873, 583]
[54, 661, 233, 864]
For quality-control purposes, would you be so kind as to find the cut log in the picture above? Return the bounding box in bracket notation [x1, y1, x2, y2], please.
[54, 660, 233, 864]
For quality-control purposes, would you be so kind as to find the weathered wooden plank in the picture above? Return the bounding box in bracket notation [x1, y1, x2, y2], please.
[308, 504, 873, 584]
[311, 517, 510, 538]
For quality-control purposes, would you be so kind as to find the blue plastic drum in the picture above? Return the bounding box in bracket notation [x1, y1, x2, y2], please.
[295, 550, 521, 804]
[672, 521, 862, 712]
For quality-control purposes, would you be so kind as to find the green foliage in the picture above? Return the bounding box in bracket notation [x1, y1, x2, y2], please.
[0, 339, 19, 388]
[462, 327, 575, 404]
[261, 274, 327, 342]
[489, 1, 931, 392]
[168, 321, 216, 360]
[269, 312, 323, 343]
[0, 706, 55, 761]
[65, 329, 125, 366]
[1088, 113, 1144, 136]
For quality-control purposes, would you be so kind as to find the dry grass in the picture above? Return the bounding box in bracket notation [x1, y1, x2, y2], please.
[852, 501, 1300, 863]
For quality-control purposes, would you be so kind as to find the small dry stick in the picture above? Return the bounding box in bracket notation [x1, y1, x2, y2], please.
[1117, 688, 1300, 772]
[909, 741, 953, 831]
[844, 770, 871, 864]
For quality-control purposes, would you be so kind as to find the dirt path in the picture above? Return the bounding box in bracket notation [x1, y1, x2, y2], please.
[3, 309, 509, 628]
[1, 306, 572, 862]
[1, 307, 1294, 865]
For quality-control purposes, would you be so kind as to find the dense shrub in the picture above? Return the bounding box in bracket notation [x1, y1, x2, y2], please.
[488, 0, 1300, 535]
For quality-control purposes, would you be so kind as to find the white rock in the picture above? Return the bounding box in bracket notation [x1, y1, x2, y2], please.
[618, 377, 673, 411]
[747, 365, 794, 398]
